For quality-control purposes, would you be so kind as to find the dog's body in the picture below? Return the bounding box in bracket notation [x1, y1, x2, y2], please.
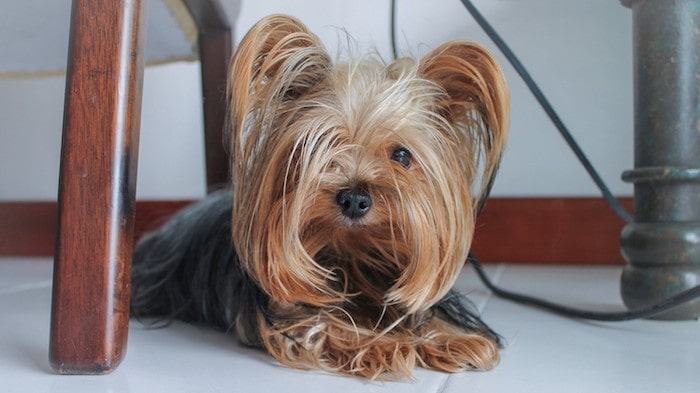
[131, 15, 509, 379]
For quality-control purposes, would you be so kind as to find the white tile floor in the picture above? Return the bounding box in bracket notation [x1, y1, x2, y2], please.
[1, 257, 697, 393]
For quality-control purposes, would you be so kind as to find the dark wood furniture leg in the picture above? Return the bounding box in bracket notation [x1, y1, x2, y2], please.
[619, 0, 700, 320]
[50, 0, 147, 374]
[183, 0, 232, 190]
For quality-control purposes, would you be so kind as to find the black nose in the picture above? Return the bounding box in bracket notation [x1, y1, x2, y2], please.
[336, 188, 372, 219]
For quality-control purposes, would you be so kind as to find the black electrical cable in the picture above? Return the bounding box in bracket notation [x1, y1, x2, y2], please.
[389, 0, 700, 320]
[455, 0, 700, 320]
[390, 0, 398, 60]
[458, 0, 633, 224]
[468, 254, 700, 321]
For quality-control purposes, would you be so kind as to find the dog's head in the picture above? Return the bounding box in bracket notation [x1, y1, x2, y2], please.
[228, 15, 508, 315]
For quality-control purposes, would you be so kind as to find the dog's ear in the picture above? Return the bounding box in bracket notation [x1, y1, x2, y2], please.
[419, 42, 509, 213]
[228, 14, 331, 159]
[228, 15, 335, 304]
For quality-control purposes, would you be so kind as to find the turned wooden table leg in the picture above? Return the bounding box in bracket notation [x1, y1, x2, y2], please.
[620, 0, 700, 320]
[50, 0, 147, 374]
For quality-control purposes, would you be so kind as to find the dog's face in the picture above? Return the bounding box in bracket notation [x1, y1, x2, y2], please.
[228, 15, 508, 316]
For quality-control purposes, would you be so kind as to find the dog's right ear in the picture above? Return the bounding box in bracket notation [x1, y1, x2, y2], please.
[228, 14, 331, 158]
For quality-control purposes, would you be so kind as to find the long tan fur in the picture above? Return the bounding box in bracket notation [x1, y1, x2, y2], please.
[227, 14, 509, 379]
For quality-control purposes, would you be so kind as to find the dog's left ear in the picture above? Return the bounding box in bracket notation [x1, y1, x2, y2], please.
[419, 42, 509, 212]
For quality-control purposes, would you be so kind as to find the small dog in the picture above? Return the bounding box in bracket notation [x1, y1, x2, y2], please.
[131, 14, 509, 379]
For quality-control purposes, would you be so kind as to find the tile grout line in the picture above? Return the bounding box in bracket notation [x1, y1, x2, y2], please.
[436, 373, 452, 393]
[473, 263, 507, 313]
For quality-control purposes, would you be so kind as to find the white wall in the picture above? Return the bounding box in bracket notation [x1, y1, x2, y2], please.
[0, 0, 634, 201]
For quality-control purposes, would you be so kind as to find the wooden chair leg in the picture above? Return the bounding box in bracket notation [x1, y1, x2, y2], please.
[50, 0, 147, 374]
[183, 0, 232, 191]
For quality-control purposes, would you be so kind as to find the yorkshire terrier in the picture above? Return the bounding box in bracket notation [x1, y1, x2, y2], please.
[131, 14, 509, 379]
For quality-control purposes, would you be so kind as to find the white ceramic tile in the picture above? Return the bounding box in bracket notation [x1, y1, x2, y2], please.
[442, 264, 700, 393]
[2, 258, 698, 393]
[0, 258, 449, 393]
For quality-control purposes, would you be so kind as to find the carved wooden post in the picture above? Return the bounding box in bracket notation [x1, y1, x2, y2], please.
[620, 0, 700, 320]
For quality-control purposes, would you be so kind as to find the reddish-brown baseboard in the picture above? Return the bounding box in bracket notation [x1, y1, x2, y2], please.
[471, 198, 633, 264]
[0, 200, 193, 257]
[0, 197, 633, 264]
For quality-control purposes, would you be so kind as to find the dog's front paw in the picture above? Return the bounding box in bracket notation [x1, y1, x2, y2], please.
[416, 319, 500, 372]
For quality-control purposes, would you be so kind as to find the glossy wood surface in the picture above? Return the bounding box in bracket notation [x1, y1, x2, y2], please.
[183, 0, 232, 190]
[49, 0, 147, 374]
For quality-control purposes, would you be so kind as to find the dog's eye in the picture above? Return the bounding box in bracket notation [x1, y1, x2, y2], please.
[390, 147, 412, 168]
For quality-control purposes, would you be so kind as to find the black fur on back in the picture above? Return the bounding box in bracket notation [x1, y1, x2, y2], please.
[130, 189, 264, 344]
[130, 189, 501, 347]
